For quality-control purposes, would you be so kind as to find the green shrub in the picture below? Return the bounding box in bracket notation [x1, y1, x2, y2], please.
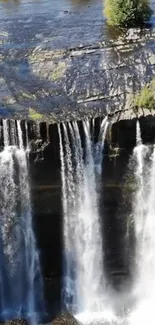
[133, 79, 155, 111]
[104, 0, 152, 27]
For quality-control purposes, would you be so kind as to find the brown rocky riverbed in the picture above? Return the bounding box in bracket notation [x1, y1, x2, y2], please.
[0, 320, 27, 325]
[51, 313, 80, 325]
[0, 313, 80, 325]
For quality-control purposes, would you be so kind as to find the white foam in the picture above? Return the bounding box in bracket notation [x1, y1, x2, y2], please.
[75, 311, 118, 325]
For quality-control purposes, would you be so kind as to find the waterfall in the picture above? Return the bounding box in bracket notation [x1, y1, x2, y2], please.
[95, 117, 109, 174]
[129, 121, 155, 325]
[131, 121, 148, 252]
[0, 119, 44, 323]
[58, 117, 116, 323]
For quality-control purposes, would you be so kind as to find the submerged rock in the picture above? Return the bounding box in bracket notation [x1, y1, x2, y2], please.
[51, 313, 80, 325]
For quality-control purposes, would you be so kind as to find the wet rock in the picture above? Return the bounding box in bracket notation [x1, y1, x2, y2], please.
[51, 313, 80, 325]
[149, 54, 155, 65]
[0, 319, 27, 325]
[5, 96, 16, 105]
[1, 9, 155, 122]
[0, 78, 13, 101]
[126, 28, 141, 40]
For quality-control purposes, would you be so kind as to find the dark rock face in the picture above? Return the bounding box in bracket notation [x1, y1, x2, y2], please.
[27, 114, 155, 289]
[19, 114, 155, 283]
[0, 115, 153, 319]
[111, 115, 155, 149]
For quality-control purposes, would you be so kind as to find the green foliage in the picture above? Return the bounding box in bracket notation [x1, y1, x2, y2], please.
[134, 86, 154, 110]
[29, 108, 44, 121]
[104, 0, 152, 27]
[133, 79, 155, 111]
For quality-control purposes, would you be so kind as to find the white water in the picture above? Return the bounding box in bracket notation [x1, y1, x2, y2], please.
[131, 121, 148, 257]
[58, 118, 117, 322]
[95, 117, 109, 174]
[58, 118, 155, 325]
[128, 121, 155, 325]
[0, 119, 44, 322]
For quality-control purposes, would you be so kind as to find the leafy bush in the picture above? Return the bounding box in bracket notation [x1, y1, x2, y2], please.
[133, 79, 155, 112]
[104, 0, 152, 27]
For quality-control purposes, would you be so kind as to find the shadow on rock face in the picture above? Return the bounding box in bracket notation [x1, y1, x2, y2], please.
[0, 320, 27, 325]
[51, 313, 80, 325]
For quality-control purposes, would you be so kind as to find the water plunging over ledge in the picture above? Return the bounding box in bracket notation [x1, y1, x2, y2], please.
[0, 119, 44, 323]
[58, 118, 118, 323]
[1, 116, 155, 324]
[57, 118, 155, 325]
[128, 121, 155, 325]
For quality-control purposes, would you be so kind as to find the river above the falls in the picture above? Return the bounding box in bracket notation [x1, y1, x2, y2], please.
[0, 0, 101, 16]
[0, 0, 155, 129]
[0, 0, 101, 17]
[0, 0, 154, 18]
[0, 0, 109, 52]
[0, 0, 154, 51]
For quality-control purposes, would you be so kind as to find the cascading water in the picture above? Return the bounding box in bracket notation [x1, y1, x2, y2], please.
[0, 119, 44, 323]
[58, 117, 116, 323]
[129, 121, 155, 325]
[130, 121, 148, 264]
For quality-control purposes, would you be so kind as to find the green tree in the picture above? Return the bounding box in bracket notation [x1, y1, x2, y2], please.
[104, 0, 152, 27]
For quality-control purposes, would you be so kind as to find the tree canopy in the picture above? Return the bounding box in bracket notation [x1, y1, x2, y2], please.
[104, 0, 152, 27]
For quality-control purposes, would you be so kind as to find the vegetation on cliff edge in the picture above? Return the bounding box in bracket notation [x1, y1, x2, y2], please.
[133, 79, 155, 112]
[104, 0, 152, 27]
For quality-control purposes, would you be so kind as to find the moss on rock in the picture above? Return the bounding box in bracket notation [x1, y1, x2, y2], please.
[29, 108, 44, 121]
[51, 62, 66, 81]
